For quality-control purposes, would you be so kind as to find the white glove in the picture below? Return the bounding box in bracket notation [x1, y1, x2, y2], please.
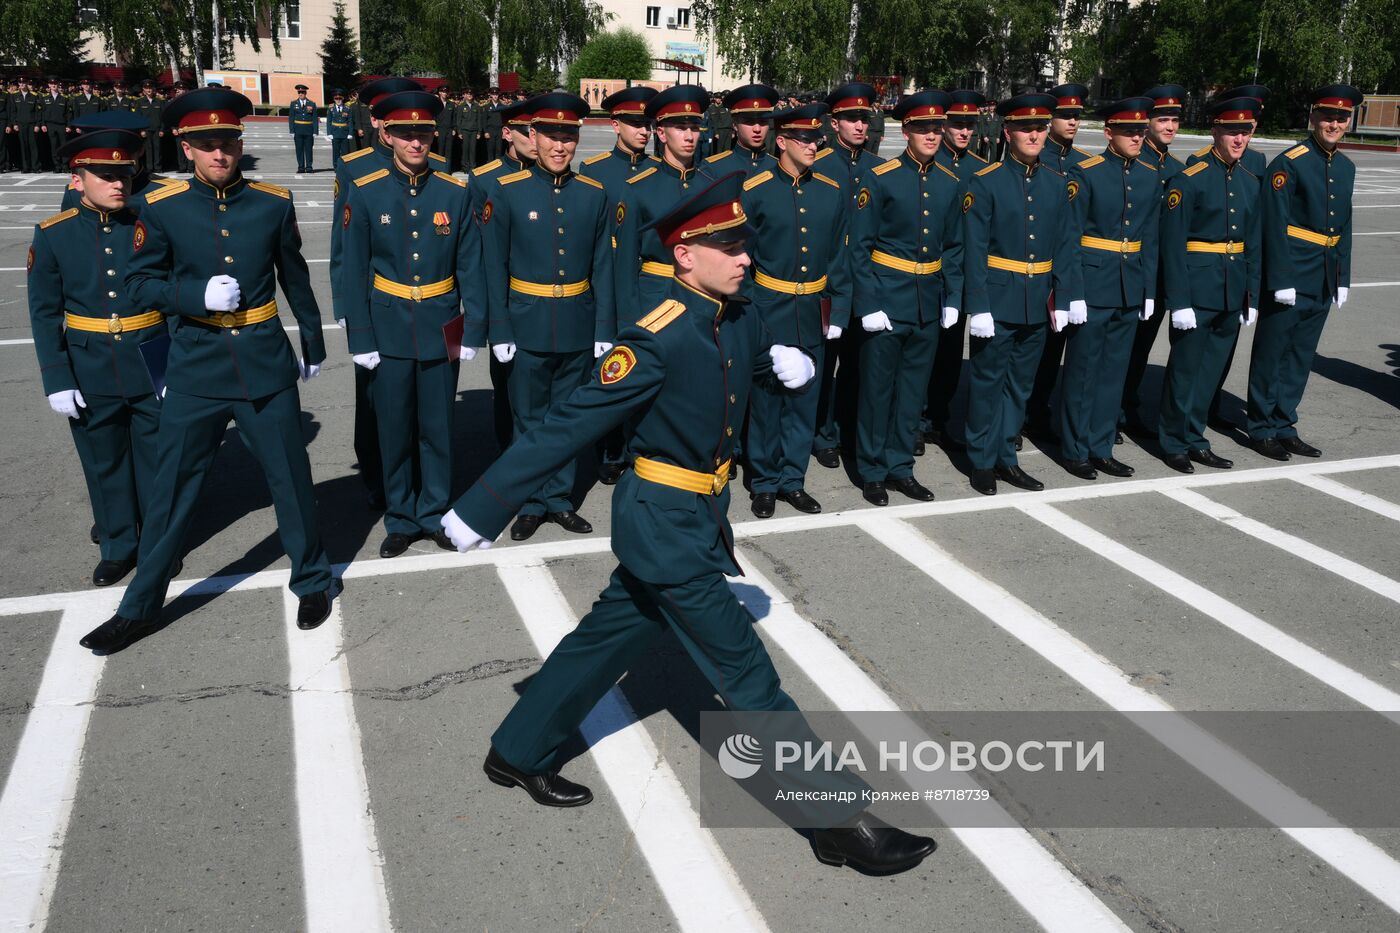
[769, 345, 815, 389]
[1052, 309, 1069, 331]
[1067, 300, 1088, 326]
[861, 310, 893, 332]
[47, 388, 86, 419]
[441, 509, 493, 552]
[594, 341, 613, 359]
[1140, 299, 1155, 322]
[336, 318, 346, 329]
[1336, 286, 1348, 308]
[459, 345, 477, 361]
[1240, 306, 1258, 327]
[941, 306, 959, 329]
[352, 351, 382, 370]
[969, 313, 995, 339]
[298, 358, 321, 381]
[1273, 288, 1297, 306]
[1170, 308, 1197, 330]
[203, 274, 241, 312]
[492, 342, 517, 363]
[825, 324, 843, 340]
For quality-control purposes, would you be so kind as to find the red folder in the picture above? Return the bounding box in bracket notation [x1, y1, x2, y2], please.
[442, 313, 465, 358]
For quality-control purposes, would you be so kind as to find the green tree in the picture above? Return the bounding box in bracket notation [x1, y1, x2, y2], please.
[360, 0, 417, 75]
[564, 28, 652, 92]
[320, 0, 361, 91]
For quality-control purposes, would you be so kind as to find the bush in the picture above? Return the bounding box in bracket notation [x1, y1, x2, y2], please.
[564, 28, 653, 94]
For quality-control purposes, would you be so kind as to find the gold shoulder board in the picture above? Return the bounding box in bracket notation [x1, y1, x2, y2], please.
[872, 158, 901, 175]
[975, 161, 1002, 177]
[434, 171, 466, 187]
[582, 151, 611, 165]
[248, 180, 290, 199]
[1182, 161, 1209, 177]
[473, 159, 502, 177]
[142, 180, 189, 203]
[1284, 145, 1309, 160]
[498, 169, 531, 186]
[742, 170, 773, 191]
[1076, 155, 1104, 170]
[627, 166, 658, 185]
[39, 208, 79, 229]
[574, 174, 604, 189]
[638, 298, 685, 333]
[813, 172, 841, 187]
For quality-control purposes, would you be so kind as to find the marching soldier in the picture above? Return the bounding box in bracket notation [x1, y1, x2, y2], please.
[42, 77, 70, 172]
[433, 85, 455, 164]
[1246, 85, 1361, 460]
[11, 77, 43, 174]
[135, 79, 164, 170]
[703, 84, 779, 177]
[962, 92, 1083, 496]
[741, 102, 850, 517]
[1057, 98, 1160, 481]
[477, 92, 614, 541]
[455, 87, 482, 173]
[342, 89, 475, 558]
[810, 82, 883, 469]
[289, 83, 318, 172]
[1157, 97, 1263, 474]
[83, 86, 334, 652]
[850, 91, 962, 506]
[440, 172, 935, 876]
[326, 89, 351, 164]
[60, 111, 182, 210]
[29, 129, 166, 587]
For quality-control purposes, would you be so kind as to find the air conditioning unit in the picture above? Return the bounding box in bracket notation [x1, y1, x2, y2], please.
[666, 16, 677, 27]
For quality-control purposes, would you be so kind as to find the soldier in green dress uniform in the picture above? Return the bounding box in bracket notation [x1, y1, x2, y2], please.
[703, 85, 779, 178]
[288, 83, 318, 172]
[326, 89, 351, 165]
[41, 77, 70, 172]
[135, 79, 164, 171]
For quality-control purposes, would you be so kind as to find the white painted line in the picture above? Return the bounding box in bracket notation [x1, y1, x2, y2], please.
[1292, 474, 1400, 522]
[862, 516, 1400, 915]
[1350, 281, 1400, 287]
[495, 563, 769, 933]
[1019, 500, 1400, 717]
[283, 590, 393, 933]
[0, 595, 115, 933]
[1354, 231, 1400, 236]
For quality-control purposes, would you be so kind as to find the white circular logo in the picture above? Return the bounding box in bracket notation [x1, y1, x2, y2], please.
[718, 733, 763, 780]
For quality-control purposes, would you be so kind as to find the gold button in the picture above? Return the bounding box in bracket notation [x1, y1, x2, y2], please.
[727, 359, 733, 368]
[556, 207, 564, 214]
[107, 268, 116, 276]
[410, 189, 417, 196]
[729, 394, 736, 403]
[922, 192, 928, 199]
[559, 270, 566, 275]
[558, 248, 566, 255]
[725, 426, 733, 436]
[412, 231, 419, 239]
[922, 246, 929, 252]
[413, 275, 421, 282]
[102, 226, 111, 234]
[1029, 253, 1036, 259]
[1229, 208, 1235, 213]
[557, 227, 565, 234]
[1029, 234, 1035, 240]
[104, 247, 112, 255]
[412, 252, 420, 260]
[411, 209, 418, 216]
[1127, 186, 1132, 191]
[800, 227, 807, 233]
[1027, 196, 1033, 202]
[221, 229, 229, 237]
[1028, 215, 1034, 221]
[107, 290, 117, 298]
[224, 256, 234, 264]
[1127, 203, 1133, 208]
[922, 228, 929, 234]
[1229, 192, 1234, 197]
[799, 207, 807, 213]
[1124, 220, 1131, 226]
[800, 265, 808, 272]
[219, 204, 227, 212]
[800, 246, 808, 252]
[922, 210, 929, 217]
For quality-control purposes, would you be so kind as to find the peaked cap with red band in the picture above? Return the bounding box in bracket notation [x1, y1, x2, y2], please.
[162, 86, 252, 138]
[642, 171, 754, 248]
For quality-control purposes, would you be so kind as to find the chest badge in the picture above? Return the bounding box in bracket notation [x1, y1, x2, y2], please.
[528, 210, 539, 221]
[434, 211, 451, 235]
[599, 346, 637, 385]
[380, 213, 392, 225]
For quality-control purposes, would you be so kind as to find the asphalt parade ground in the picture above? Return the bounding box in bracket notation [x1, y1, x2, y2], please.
[2, 123, 1400, 932]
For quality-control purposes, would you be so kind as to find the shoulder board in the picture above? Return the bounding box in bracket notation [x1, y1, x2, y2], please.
[648, 155, 662, 163]
[813, 148, 833, 162]
[872, 158, 901, 175]
[1284, 145, 1309, 160]
[935, 162, 959, 181]
[473, 159, 502, 177]
[248, 180, 290, 199]
[574, 174, 604, 189]
[434, 170, 466, 187]
[151, 175, 183, 187]
[1139, 161, 1158, 171]
[1076, 154, 1104, 169]
[627, 166, 658, 184]
[1182, 161, 1209, 177]
[1041, 163, 1065, 177]
[975, 161, 1002, 177]
[342, 147, 374, 163]
[498, 169, 531, 186]
[812, 172, 841, 188]
[143, 179, 189, 203]
[704, 151, 730, 163]
[638, 298, 685, 333]
[39, 208, 79, 230]
[1193, 144, 1211, 158]
[582, 151, 610, 166]
[1072, 145, 1091, 156]
[968, 151, 989, 164]
[743, 170, 774, 191]
[66, 180, 76, 190]
[354, 168, 390, 187]
[428, 151, 446, 164]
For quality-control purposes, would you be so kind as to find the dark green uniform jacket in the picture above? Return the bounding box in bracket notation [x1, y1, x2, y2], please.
[1068, 148, 1161, 308]
[1262, 136, 1354, 300]
[613, 156, 709, 323]
[934, 143, 987, 184]
[288, 98, 318, 134]
[704, 144, 777, 179]
[1161, 149, 1262, 313]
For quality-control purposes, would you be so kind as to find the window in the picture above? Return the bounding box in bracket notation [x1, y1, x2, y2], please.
[675, 7, 691, 27]
[77, 0, 98, 24]
[280, 0, 301, 39]
[645, 5, 660, 27]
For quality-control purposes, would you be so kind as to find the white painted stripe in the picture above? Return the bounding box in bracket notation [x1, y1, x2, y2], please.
[1019, 500, 1400, 717]
[733, 553, 1129, 933]
[0, 595, 115, 933]
[1292, 473, 1400, 521]
[861, 516, 1400, 915]
[1354, 231, 1400, 236]
[283, 590, 392, 933]
[1350, 280, 1400, 286]
[1163, 488, 1400, 604]
[495, 563, 768, 933]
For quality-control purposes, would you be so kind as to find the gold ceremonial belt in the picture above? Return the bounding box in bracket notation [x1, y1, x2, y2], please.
[1185, 240, 1244, 254]
[509, 276, 591, 298]
[190, 299, 279, 329]
[1287, 225, 1341, 248]
[633, 456, 732, 496]
[640, 261, 675, 278]
[754, 269, 828, 295]
[65, 310, 164, 334]
[373, 274, 456, 301]
[987, 255, 1053, 275]
[293, 120, 314, 124]
[1080, 235, 1142, 254]
[871, 250, 943, 275]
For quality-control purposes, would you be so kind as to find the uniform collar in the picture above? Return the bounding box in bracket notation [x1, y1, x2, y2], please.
[736, 144, 768, 162]
[1146, 138, 1170, 162]
[533, 163, 573, 186]
[1104, 147, 1136, 169]
[676, 276, 726, 320]
[392, 160, 429, 185]
[79, 201, 124, 223]
[1307, 132, 1336, 161]
[659, 151, 698, 181]
[835, 138, 865, 161]
[1209, 147, 1239, 173]
[939, 144, 966, 165]
[777, 160, 810, 185]
[504, 152, 533, 172]
[1048, 135, 1072, 156]
[612, 144, 648, 166]
[1009, 153, 1039, 177]
[192, 171, 246, 199]
[901, 147, 935, 173]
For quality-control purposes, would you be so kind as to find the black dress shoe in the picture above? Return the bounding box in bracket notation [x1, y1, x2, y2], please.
[297, 590, 332, 630]
[1188, 447, 1233, 469]
[1114, 430, 1124, 445]
[483, 747, 593, 807]
[970, 469, 997, 496]
[92, 558, 136, 587]
[814, 447, 841, 469]
[810, 812, 936, 874]
[887, 476, 935, 501]
[1279, 436, 1321, 458]
[379, 532, 417, 558]
[89, 523, 100, 545]
[861, 482, 888, 506]
[1062, 459, 1098, 481]
[779, 488, 822, 514]
[1163, 452, 1194, 473]
[995, 464, 1044, 491]
[1090, 456, 1135, 477]
[1013, 433, 1023, 452]
[79, 613, 161, 652]
[548, 510, 593, 534]
[1251, 437, 1291, 461]
[913, 438, 925, 457]
[366, 489, 387, 511]
[751, 492, 776, 518]
[431, 529, 456, 550]
[511, 514, 543, 541]
[598, 461, 625, 485]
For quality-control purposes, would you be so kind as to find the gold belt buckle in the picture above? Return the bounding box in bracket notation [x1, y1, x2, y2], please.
[107, 314, 123, 334]
[552, 283, 564, 298]
[410, 285, 422, 301]
[1225, 240, 1235, 252]
[711, 471, 726, 495]
[793, 281, 808, 296]
[1025, 261, 1036, 276]
[1120, 239, 1131, 253]
[220, 311, 237, 327]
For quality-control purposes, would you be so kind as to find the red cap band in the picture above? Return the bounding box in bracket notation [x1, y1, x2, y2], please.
[69, 146, 136, 166]
[729, 97, 774, 114]
[176, 108, 242, 135]
[831, 95, 872, 113]
[1005, 106, 1051, 121]
[901, 104, 946, 122]
[1214, 109, 1256, 124]
[948, 102, 978, 115]
[380, 107, 436, 126]
[1313, 97, 1355, 111]
[1153, 96, 1181, 108]
[1056, 95, 1083, 109]
[655, 99, 703, 121]
[534, 107, 584, 126]
[609, 100, 647, 116]
[663, 198, 747, 247]
[1106, 109, 1149, 125]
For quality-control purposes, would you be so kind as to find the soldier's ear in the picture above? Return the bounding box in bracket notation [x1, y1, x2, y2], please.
[672, 244, 694, 274]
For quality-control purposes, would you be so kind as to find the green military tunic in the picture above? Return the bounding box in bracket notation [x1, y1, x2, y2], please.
[12, 91, 41, 172]
[41, 92, 69, 170]
[613, 156, 710, 323]
[703, 144, 776, 179]
[326, 101, 352, 164]
[288, 96, 318, 171]
[134, 94, 164, 170]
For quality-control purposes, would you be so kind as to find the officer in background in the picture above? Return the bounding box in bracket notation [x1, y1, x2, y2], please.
[1058, 98, 1160, 481]
[352, 87, 373, 150]
[0, 80, 12, 172]
[70, 78, 104, 120]
[135, 79, 164, 170]
[741, 102, 850, 518]
[962, 92, 1083, 496]
[1246, 85, 1361, 460]
[1157, 97, 1263, 474]
[171, 81, 193, 173]
[711, 91, 733, 153]
[433, 85, 455, 164]
[82, 86, 334, 652]
[326, 89, 351, 165]
[29, 129, 166, 587]
[11, 77, 43, 174]
[478, 93, 613, 541]
[289, 83, 318, 172]
[455, 87, 482, 173]
[704, 84, 779, 178]
[42, 77, 70, 172]
[108, 81, 133, 114]
[866, 98, 886, 154]
[483, 88, 504, 159]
